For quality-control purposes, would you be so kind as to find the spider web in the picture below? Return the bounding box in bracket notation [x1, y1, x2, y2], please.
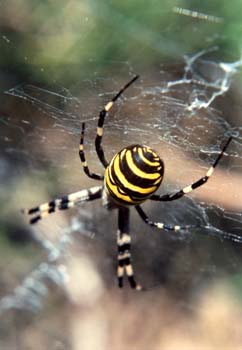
[1, 22, 242, 348]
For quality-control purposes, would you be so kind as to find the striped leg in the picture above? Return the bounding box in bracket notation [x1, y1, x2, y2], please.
[95, 75, 139, 168]
[117, 207, 142, 290]
[22, 186, 102, 225]
[135, 205, 197, 232]
[79, 122, 104, 180]
[150, 137, 232, 202]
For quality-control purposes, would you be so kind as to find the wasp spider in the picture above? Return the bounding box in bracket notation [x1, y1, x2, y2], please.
[23, 75, 232, 290]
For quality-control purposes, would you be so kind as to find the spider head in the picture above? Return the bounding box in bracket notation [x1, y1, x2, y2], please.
[104, 144, 164, 206]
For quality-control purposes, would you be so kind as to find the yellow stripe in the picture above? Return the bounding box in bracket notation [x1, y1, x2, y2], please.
[145, 147, 157, 157]
[108, 158, 115, 183]
[41, 211, 49, 219]
[154, 177, 162, 185]
[125, 264, 134, 276]
[97, 127, 103, 136]
[39, 202, 50, 212]
[113, 155, 158, 194]
[137, 147, 160, 167]
[105, 101, 113, 111]
[206, 166, 214, 177]
[117, 266, 124, 277]
[120, 149, 126, 161]
[126, 150, 161, 180]
[105, 170, 133, 203]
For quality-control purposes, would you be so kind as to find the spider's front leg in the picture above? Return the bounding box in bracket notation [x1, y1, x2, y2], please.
[95, 75, 139, 168]
[117, 207, 142, 291]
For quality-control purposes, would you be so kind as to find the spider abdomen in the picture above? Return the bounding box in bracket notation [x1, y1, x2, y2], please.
[105, 144, 164, 205]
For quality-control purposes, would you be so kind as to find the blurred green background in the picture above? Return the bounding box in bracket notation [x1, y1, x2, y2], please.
[1, 0, 242, 87]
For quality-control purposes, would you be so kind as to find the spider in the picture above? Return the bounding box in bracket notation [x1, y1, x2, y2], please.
[23, 75, 232, 291]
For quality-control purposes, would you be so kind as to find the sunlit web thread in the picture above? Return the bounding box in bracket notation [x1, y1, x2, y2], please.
[202, 225, 242, 244]
[0, 213, 95, 314]
[0, 263, 67, 314]
[166, 50, 242, 111]
[173, 7, 223, 23]
[5, 84, 80, 121]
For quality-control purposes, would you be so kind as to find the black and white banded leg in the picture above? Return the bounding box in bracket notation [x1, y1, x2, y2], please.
[150, 137, 232, 202]
[79, 122, 104, 180]
[117, 207, 142, 290]
[135, 205, 197, 232]
[95, 75, 139, 168]
[23, 186, 102, 225]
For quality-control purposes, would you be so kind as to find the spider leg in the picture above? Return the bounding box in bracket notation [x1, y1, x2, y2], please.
[79, 122, 104, 180]
[95, 75, 139, 168]
[135, 205, 197, 232]
[117, 207, 142, 290]
[22, 186, 102, 225]
[150, 137, 232, 202]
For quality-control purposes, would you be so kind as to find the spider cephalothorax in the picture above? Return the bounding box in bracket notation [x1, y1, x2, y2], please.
[24, 75, 232, 291]
[105, 144, 164, 206]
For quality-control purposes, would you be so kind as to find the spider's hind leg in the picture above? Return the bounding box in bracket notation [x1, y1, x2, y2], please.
[135, 204, 197, 232]
[23, 186, 103, 225]
[150, 136, 233, 202]
[117, 207, 142, 291]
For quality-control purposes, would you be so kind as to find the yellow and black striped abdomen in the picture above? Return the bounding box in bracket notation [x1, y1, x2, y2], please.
[104, 145, 164, 205]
